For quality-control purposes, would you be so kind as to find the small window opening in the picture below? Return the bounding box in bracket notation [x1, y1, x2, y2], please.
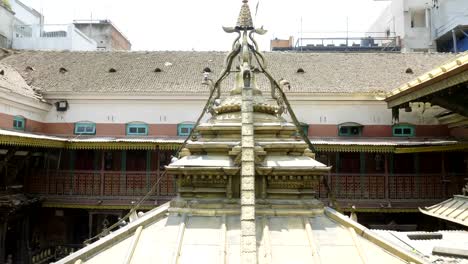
[59, 67, 68, 73]
[13, 116, 25, 131]
[203, 67, 211, 73]
[0, 69, 4, 76]
[405, 68, 414, 74]
[154, 68, 162, 72]
[25, 66, 34, 72]
[338, 123, 362, 136]
[109, 68, 117, 73]
[297, 68, 305, 73]
[392, 125, 415, 137]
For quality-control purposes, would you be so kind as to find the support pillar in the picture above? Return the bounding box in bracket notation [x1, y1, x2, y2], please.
[146, 150, 151, 193]
[240, 70, 256, 263]
[120, 150, 127, 195]
[414, 153, 420, 198]
[384, 154, 389, 200]
[69, 150, 75, 195]
[0, 221, 6, 264]
[359, 152, 366, 198]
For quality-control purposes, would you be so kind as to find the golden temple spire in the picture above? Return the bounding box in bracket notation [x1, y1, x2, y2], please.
[236, 0, 254, 30]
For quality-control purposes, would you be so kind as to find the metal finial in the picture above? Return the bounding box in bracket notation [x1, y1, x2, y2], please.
[236, 0, 254, 30]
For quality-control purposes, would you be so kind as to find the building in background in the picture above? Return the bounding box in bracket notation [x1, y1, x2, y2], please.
[0, 1, 130, 51]
[0, 0, 43, 49]
[368, 0, 468, 52]
[0, 0, 14, 48]
[74, 20, 131, 51]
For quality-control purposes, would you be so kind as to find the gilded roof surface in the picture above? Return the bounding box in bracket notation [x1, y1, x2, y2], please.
[419, 195, 468, 227]
[0, 51, 456, 95]
[55, 203, 420, 264]
[373, 230, 468, 264]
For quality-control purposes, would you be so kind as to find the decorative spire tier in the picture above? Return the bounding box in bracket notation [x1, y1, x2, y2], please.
[166, 0, 331, 262]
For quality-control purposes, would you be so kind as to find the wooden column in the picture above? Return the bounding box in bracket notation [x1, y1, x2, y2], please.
[384, 154, 389, 200]
[100, 151, 105, 197]
[414, 153, 420, 198]
[146, 150, 151, 193]
[45, 151, 50, 195]
[0, 221, 6, 263]
[335, 152, 340, 195]
[155, 147, 160, 198]
[88, 212, 93, 239]
[120, 150, 127, 195]
[441, 152, 448, 197]
[69, 150, 75, 195]
[359, 152, 366, 199]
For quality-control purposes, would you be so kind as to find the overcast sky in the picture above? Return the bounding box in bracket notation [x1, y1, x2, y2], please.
[21, 0, 390, 51]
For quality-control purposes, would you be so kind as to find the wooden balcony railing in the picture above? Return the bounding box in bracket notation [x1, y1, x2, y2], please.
[327, 173, 465, 200]
[25, 170, 176, 199]
[25, 170, 465, 201]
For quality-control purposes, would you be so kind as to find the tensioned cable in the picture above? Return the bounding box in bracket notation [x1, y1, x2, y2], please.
[250, 45, 339, 210]
[85, 42, 241, 244]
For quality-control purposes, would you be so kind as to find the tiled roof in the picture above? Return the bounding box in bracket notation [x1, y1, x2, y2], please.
[0, 62, 44, 101]
[372, 229, 468, 263]
[0, 50, 456, 95]
[419, 195, 468, 227]
[56, 203, 422, 264]
[386, 52, 468, 99]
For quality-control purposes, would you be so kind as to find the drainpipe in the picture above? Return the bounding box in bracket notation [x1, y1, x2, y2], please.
[452, 29, 458, 53]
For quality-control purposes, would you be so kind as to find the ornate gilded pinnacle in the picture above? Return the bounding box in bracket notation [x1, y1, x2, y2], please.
[236, 0, 254, 30]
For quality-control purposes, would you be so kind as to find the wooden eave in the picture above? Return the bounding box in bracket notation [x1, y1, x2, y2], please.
[386, 53, 468, 108]
[0, 133, 466, 153]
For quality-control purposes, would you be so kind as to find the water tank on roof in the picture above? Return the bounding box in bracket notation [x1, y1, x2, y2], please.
[360, 37, 374, 47]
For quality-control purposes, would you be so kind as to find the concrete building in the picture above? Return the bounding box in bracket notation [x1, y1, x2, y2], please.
[270, 36, 294, 51]
[9, 0, 43, 26]
[0, 1, 14, 48]
[74, 20, 131, 51]
[368, 0, 468, 52]
[0, 0, 43, 49]
[12, 24, 97, 51]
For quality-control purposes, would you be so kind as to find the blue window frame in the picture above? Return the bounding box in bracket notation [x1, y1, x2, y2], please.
[178, 123, 195, 136]
[127, 123, 148, 135]
[13, 116, 25, 130]
[300, 123, 309, 136]
[74, 122, 96, 135]
[392, 124, 415, 137]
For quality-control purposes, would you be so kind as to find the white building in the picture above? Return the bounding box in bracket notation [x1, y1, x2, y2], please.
[12, 24, 97, 51]
[368, 0, 468, 52]
[0, 0, 98, 51]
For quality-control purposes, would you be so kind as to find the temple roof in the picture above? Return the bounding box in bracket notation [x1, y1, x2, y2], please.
[0, 51, 456, 95]
[55, 203, 426, 264]
[419, 195, 468, 227]
[372, 230, 468, 263]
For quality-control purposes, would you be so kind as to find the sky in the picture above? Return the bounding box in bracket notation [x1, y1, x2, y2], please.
[21, 0, 391, 51]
